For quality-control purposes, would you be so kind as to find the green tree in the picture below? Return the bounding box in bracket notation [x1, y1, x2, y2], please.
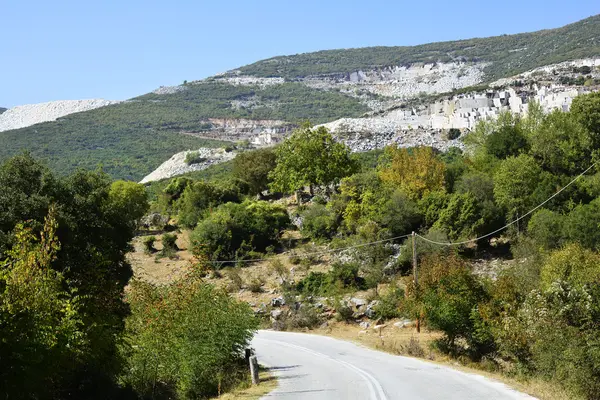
[570, 91, 600, 148]
[123, 275, 258, 398]
[379, 146, 446, 200]
[109, 180, 149, 224]
[493, 154, 544, 220]
[527, 208, 565, 249]
[233, 148, 276, 196]
[528, 110, 591, 174]
[269, 125, 358, 197]
[484, 113, 529, 159]
[0, 207, 86, 398]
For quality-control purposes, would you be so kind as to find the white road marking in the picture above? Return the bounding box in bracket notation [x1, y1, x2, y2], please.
[255, 337, 388, 400]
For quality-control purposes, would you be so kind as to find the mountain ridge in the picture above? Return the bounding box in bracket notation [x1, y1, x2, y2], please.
[1, 14, 599, 181]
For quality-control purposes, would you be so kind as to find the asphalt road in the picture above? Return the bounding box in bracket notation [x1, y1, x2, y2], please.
[252, 330, 536, 400]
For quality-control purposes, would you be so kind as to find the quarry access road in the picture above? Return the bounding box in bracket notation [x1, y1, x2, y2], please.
[252, 330, 535, 400]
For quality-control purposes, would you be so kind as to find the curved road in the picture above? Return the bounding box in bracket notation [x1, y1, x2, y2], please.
[252, 330, 535, 400]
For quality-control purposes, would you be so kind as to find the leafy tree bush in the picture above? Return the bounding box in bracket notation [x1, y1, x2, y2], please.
[0, 208, 87, 398]
[528, 110, 591, 174]
[191, 201, 289, 262]
[176, 180, 243, 228]
[418, 254, 492, 357]
[564, 198, 600, 251]
[233, 148, 277, 196]
[161, 233, 178, 256]
[571, 91, 600, 148]
[0, 154, 147, 396]
[122, 276, 258, 398]
[296, 262, 366, 295]
[269, 125, 358, 196]
[379, 146, 445, 200]
[493, 154, 544, 220]
[373, 286, 405, 320]
[484, 113, 529, 159]
[143, 236, 156, 254]
[300, 203, 339, 239]
[527, 209, 565, 249]
[540, 243, 600, 289]
[184, 151, 206, 165]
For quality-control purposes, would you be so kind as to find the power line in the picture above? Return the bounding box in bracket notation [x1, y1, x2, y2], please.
[416, 162, 597, 246]
[211, 233, 412, 264]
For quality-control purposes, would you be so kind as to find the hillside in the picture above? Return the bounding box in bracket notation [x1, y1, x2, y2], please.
[234, 14, 600, 80]
[1, 14, 599, 181]
[0, 107, 6, 115]
[0, 99, 119, 132]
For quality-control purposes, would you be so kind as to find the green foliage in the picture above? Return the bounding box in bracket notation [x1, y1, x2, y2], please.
[418, 255, 492, 356]
[434, 192, 485, 241]
[161, 233, 178, 253]
[232, 148, 277, 196]
[527, 209, 565, 249]
[142, 236, 156, 254]
[270, 125, 358, 194]
[122, 277, 258, 398]
[0, 153, 146, 396]
[109, 180, 150, 223]
[236, 15, 600, 80]
[191, 201, 289, 262]
[540, 243, 600, 289]
[300, 203, 339, 240]
[493, 154, 544, 220]
[296, 262, 367, 295]
[483, 113, 529, 159]
[564, 198, 600, 251]
[571, 91, 600, 148]
[184, 151, 207, 165]
[379, 146, 446, 200]
[176, 180, 244, 228]
[0, 207, 87, 398]
[528, 110, 591, 174]
[373, 286, 405, 320]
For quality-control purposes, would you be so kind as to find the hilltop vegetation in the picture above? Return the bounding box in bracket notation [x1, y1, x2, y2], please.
[1, 16, 599, 180]
[236, 14, 600, 80]
[0, 82, 368, 180]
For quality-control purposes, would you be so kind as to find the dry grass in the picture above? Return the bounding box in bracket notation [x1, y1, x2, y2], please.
[128, 231, 194, 284]
[217, 368, 277, 399]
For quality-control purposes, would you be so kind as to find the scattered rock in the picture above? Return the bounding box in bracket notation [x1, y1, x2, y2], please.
[271, 296, 285, 307]
[359, 321, 371, 330]
[270, 310, 283, 320]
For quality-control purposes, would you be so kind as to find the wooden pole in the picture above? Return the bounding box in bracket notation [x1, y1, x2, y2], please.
[412, 231, 420, 333]
[249, 355, 260, 385]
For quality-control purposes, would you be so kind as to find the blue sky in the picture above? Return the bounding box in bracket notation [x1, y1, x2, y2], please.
[1, 0, 598, 108]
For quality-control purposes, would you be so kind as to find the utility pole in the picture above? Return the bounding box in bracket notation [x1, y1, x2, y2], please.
[412, 231, 420, 333]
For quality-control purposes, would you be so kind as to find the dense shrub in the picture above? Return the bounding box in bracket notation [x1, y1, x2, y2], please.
[143, 236, 156, 254]
[300, 203, 339, 239]
[191, 201, 289, 262]
[176, 180, 244, 228]
[122, 277, 258, 398]
[373, 286, 405, 320]
[296, 262, 366, 295]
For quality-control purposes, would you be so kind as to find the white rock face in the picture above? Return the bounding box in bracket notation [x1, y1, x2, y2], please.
[140, 148, 236, 184]
[0, 99, 119, 132]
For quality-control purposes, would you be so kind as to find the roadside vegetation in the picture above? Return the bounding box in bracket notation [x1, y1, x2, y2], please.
[3, 91, 600, 399]
[146, 92, 600, 400]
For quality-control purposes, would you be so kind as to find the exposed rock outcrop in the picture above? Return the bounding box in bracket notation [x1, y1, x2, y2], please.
[0, 99, 119, 132]
[139, 148, 236, 184]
